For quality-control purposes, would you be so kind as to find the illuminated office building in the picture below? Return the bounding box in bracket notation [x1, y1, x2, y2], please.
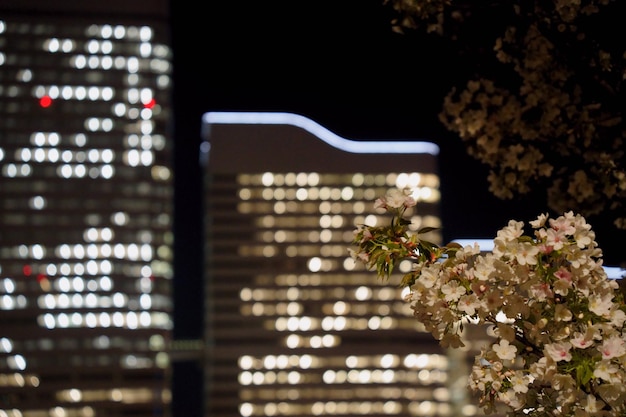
[201, 112, 475, 417]
[0, 2, 173, 416]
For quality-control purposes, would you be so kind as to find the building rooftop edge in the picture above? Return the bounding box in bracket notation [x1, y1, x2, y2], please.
[202, 111, 440, 155]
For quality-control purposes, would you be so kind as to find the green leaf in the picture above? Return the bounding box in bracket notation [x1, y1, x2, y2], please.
[400, 273, 416, 288]
[574, 358, 595, 386]
[398, 218, 412, 226]
[417, 226, 440, 234]
[419, 240, 440, 252]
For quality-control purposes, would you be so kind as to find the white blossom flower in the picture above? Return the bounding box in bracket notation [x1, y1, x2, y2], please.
[589, 292, 616, 317]
[509, 370, 530, 393]
[457, 293, 482, 316]
[493, 339, 517, 361]
[610, 309, 626, 328]
[544, 342, 572, 362]
[529, 213, 549, 228]
[441, 280, 466, 302]
[498, 389, 524, 409]
[375, 188, 416, 209]
[593, 360, 620, 382]
[583, 394, 605, 413]
[598, 336, 626, 360]
[415, 265, 440, 289]
[514, 242, 539, 265]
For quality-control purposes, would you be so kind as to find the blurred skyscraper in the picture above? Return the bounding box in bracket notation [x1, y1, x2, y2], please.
[200, 112, 475, 417]
[0, 1, 174, 415]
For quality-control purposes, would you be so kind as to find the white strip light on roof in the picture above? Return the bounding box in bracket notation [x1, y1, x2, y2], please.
[452, 239, 625, 279]
[203, 111, 440, 155]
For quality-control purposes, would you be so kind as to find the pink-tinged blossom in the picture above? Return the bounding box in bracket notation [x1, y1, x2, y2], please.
[492, 339, 517, 361]
[529, 282, 552, 301]
[537, 243, 553, 254]
[598, 336, 626, 360]
[373, 198, 386, 210]
[544, 342, 572, 362]
[549, 212, 576, 235]
[544, 228, 568, 251]
[553, 267, 573, 295]
[570, 330, 594, 349]
[554, 267, 572, 283]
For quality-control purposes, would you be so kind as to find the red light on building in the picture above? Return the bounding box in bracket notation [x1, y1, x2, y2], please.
[144, 98, 156, 109]
[39, 95, 53, 108]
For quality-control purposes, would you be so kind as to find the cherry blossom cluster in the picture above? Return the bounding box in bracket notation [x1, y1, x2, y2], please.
[351, 191, 626, 416]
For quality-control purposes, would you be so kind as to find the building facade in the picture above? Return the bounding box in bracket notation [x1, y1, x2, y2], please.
[0, 2, 174, 416]
[201, 112, 475, 417]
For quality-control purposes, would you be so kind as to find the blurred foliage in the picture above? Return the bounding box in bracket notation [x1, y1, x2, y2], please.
[384, 0, 626, 233]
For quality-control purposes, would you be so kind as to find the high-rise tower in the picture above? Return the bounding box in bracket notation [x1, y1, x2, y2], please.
[0, 2, 173, 416]
[200, 112, 468, 417]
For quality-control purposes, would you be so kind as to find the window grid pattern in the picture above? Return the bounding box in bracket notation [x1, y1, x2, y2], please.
[0, 13, 173, 417]
[204, 162, 476, 417]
